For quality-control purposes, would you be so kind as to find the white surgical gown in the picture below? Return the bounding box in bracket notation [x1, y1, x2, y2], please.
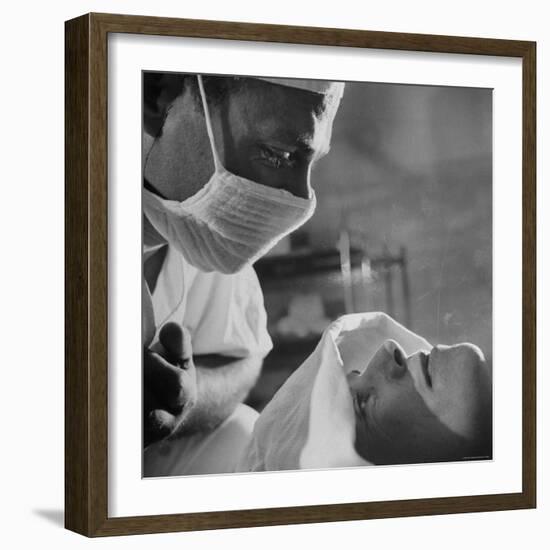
[143, 234, 273, 477]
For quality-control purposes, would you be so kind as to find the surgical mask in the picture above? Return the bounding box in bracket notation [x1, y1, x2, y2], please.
[143, 75, 317, 274]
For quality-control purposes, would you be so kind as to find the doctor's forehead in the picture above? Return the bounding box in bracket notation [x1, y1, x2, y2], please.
[240, 77, 334, 115]
[232, 79, 339, 150]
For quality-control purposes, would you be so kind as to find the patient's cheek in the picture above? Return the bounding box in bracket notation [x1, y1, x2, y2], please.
[353, 413, 371, 460]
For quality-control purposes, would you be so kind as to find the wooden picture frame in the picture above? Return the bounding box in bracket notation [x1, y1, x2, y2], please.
[65, 12, 536, 537]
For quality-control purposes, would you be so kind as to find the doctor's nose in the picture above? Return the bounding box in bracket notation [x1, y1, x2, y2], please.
[286, 166, 313, 199]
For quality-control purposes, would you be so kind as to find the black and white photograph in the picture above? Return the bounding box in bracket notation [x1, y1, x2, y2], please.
[141, 72, 493, 478]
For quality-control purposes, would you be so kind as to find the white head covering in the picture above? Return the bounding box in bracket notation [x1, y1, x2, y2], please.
[254, 77, 345, 104]
[255, 76, 345, 98]
[238, 312, 432, 472]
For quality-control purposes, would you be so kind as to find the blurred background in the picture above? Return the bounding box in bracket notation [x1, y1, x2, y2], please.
[247, 81, 492, 411]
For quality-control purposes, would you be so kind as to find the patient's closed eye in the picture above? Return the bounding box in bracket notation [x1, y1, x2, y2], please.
[355, 392, 373, 421]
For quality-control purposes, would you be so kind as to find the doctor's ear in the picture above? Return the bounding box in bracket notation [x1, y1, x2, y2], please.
[143, 72, 184, 138]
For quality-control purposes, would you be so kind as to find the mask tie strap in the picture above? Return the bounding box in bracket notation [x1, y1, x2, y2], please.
[197, 75, 222, 172]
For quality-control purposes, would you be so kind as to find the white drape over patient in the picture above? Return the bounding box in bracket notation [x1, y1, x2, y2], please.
[238, 312, 432, 472]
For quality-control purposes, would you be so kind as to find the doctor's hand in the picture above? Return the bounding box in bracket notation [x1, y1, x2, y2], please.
[143, 323, 198, 448]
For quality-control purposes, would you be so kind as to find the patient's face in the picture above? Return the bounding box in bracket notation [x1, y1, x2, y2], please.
[347, 340, 491, 465]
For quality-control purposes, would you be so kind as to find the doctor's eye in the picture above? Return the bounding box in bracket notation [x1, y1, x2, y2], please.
[258, 145, 296, 169]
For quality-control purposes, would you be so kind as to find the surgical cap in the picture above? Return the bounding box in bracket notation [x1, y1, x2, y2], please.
[254, 77, 345, 103]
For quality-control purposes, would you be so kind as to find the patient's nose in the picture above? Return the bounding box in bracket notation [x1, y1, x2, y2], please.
[384, 340, 408, 380]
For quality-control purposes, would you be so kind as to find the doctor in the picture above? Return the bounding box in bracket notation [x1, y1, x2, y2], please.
[142, 73, 344, 476]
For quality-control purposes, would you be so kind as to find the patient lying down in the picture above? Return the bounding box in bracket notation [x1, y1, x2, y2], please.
[239, 312, 492, 472]
[345, 337, 491, 465]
